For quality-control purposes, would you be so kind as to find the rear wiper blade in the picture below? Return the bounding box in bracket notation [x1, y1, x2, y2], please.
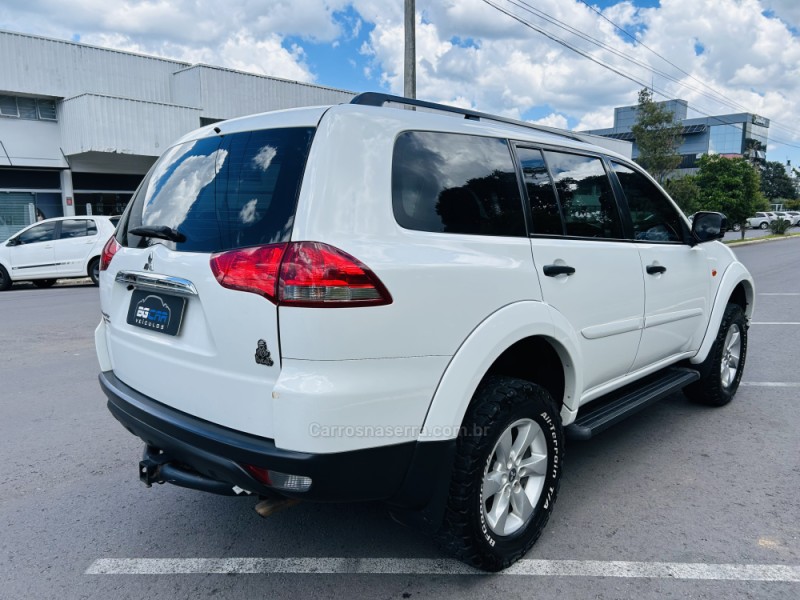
[128, 225, 186, 243]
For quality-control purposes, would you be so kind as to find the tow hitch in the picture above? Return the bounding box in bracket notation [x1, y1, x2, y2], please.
[138, 446, 245, 496]
[139, 448, 169, 487]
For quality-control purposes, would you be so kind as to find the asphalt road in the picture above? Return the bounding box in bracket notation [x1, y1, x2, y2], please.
[1, 239, 798, 599]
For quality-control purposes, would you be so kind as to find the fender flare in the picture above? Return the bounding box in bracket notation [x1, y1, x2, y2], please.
[690, 262, 754, 365]
[420, 301, 583, 441]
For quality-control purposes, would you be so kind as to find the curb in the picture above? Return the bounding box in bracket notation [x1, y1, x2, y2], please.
[725, 234, 800, 248]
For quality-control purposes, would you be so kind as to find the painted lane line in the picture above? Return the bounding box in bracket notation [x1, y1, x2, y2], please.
[750, 322, 800, 325]
[741, 382, 800, 387]
[85, 558, 800, 582]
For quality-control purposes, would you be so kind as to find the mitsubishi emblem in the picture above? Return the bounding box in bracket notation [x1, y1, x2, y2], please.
[144, 253, 153, 271]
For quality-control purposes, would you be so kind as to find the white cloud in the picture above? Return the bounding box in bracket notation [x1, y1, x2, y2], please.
[530, 113, 569, 129]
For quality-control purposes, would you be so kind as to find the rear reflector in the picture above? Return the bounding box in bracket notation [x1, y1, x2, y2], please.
[210, 242, 391, 308]
[243, 464, 312, 492]
[100, 237, 120, 271]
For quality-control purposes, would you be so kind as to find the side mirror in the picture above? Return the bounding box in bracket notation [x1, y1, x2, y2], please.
[6, 237, 20, 247]
[690, 211, 727, 245]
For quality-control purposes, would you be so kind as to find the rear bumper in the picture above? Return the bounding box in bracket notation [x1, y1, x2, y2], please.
[100, 370, 453, 507]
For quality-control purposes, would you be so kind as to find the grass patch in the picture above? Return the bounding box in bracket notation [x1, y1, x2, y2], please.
[725, 232, 800, 245]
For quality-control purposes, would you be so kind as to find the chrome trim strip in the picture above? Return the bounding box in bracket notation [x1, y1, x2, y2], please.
[115, 271, 198, 297]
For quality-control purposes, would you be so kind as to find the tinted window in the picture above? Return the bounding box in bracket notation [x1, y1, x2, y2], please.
[612, 162, 684, 243]
[60, 219, 96, 239]
[392, 132, 525, 237]
[18, 222, 56, 244]
[120, 128, 315, 252]
[516, 147, 562, 235]
[543, 152, 623, 239]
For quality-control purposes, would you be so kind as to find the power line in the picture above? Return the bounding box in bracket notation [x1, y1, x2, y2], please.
[508, 0, 747, 118]
[572, 0, 800, 140]
[479, 0, 800, 151]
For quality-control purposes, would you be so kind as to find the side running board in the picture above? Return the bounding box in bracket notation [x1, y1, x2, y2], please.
[566, 367, 701, 440]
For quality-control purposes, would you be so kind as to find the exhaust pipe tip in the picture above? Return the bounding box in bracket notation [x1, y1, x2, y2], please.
[254, 496, 301, 518]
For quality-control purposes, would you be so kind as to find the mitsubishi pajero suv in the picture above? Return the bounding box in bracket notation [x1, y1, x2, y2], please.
[96, 94, 754, 571]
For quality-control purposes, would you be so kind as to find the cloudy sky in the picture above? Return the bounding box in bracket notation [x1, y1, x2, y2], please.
[2, 0, 800, 167]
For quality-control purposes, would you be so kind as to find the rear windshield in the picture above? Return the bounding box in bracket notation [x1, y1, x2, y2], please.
[119, 127, 315, 252]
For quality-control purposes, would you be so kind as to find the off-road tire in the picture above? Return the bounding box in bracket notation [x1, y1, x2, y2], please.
[33, 279, 57, 288]
[89, 258, 101, 286]
[685, 303, 747, 406]
[436, 376, 563, 572]
[0, 265, 11, 291]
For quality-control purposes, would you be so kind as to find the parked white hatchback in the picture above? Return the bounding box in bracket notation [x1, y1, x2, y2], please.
[96, 94, 754, 572]
[0, 216, 117, 290]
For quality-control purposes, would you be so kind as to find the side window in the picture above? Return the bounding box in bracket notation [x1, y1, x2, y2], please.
[60, 219, 94, 239]
[516, 147, 563, 235]
[392, 132, 526, 237]
[611, 162, 685, 243]
[543, 151, 623, 239]
[17, 222, 56, 244]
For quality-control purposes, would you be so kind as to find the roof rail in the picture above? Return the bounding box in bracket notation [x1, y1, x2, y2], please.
[350, 92, 587, 144]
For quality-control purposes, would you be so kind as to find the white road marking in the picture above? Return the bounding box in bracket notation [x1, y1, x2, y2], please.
[750, 322, 800, 325]
[85, 558, 800, 582]
[741, 382, 800, 387]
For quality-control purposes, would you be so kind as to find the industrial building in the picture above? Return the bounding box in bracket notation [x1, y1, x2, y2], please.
[584, 99, 770, 177]
[0, 30, 354, 240]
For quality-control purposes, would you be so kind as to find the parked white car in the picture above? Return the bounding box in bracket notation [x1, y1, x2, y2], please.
[0, 216, 116, 290]
[773, 211, 798, 226]
[784, 211, 800, 226]
[747, 212, 773, 229]
[95, 94, 754, 572]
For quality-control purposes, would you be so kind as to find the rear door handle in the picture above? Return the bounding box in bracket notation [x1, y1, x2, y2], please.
[646, 264, 667, 275]
[543, 264, 576, 277]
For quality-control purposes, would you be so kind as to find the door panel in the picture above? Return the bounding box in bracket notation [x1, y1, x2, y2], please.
[532, 239, 644, 393]
[632, 244, 710, 369]
[8, 221, 56, 278]
[518, 147, 645, 396]
[608, 161, 712, 370]
[56, 219, 99, 276]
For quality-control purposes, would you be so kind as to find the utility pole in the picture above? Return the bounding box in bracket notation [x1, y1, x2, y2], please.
[404, 0, 416, 99]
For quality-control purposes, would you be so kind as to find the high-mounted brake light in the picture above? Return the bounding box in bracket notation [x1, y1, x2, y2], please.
[100, 237, 121, 271]
[209, 242, 392, 307]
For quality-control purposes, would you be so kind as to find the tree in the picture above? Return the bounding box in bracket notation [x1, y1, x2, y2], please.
[760, 160, 798, 200]
[631, 88, 683, 183]
[696, 155, 766, 239]
[663, 175, 700, 215]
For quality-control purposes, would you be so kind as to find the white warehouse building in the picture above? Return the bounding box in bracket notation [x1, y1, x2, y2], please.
[0, 30, 354, 240]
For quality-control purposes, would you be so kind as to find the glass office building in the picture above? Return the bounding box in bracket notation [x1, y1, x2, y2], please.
[584, 99, 770, 176]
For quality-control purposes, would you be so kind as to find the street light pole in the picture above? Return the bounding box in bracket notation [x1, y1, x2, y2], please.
[404, 0, 416, 99]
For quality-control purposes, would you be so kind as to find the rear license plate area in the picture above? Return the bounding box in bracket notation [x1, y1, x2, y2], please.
[126, 289, 186, 336]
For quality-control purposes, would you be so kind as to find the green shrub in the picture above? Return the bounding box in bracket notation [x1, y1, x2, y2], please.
[769, 218, 792, 235]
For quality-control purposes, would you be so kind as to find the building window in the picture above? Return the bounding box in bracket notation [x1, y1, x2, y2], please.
[709, 124, 743, 155]
[0, 95, 57, 121]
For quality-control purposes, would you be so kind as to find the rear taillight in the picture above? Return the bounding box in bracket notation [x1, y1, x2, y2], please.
[210, 243, 288, 303]
[100, 237, 120, 271]
[209, 242, 392, 307]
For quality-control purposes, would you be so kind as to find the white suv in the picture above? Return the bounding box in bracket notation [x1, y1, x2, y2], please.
[95, 94, 754, 571]
[0, 216, 117, 290]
